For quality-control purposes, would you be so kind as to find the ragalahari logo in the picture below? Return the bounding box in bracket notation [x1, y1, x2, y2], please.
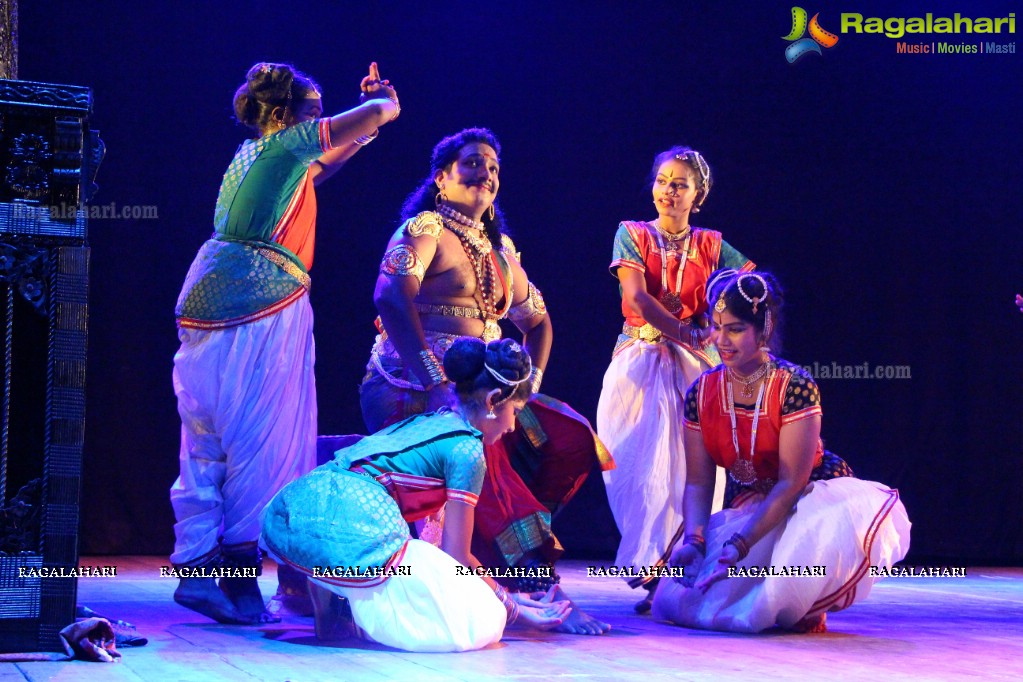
[783, 7, 839, 62]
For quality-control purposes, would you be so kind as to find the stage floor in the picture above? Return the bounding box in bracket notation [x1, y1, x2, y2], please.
[3, 557, 1019, 681]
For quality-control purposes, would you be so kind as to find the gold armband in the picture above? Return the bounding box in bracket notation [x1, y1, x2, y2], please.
[404, 212, 444, 240]
[507, 281, 548, 323]
[500, 234, 521, 264]
[380, 244, 425, 284]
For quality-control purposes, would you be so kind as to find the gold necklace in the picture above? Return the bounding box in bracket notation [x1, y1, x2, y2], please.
[652, 220, 691, 251]
[727, 360, 772, 400]
[651, 222, 692, 315]
[442, 218, 498, 317]
[441, 218, 492, 255]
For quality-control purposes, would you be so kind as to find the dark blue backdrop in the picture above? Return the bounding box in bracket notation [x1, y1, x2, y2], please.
[18, 1, 1022, 562]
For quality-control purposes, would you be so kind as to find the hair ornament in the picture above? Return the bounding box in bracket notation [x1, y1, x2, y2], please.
[714, 292, 727, 314]
[706, 269, 739, 306]
[484, 355, 533, 387]
[675, 150, 711, 190]
[483, 341, 532, 388]
[736, 273, 768, 314]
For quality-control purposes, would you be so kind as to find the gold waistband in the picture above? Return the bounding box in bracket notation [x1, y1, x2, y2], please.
[256, 248, 311, 290]
[412, 302, 503, 340]
[414, 302, 483, 320]
[622, 319, 693, 343]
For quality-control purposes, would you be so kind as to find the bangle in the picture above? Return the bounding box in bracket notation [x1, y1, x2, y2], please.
[683, 533, 707, 555]
[387, 96, 401, 121]
[494, 584, 519, 624]
[354, 129, 379, 146]
[530, 367, 544, 394]
[723, 532, 751, 561]
[418, 349, 447, 389]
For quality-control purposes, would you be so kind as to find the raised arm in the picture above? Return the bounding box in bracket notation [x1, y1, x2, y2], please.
[309, 62, 400, 186]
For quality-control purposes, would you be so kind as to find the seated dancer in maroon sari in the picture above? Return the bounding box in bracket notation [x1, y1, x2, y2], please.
[359, 128, 612, 635]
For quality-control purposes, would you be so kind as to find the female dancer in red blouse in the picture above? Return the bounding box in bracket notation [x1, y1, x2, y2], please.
[654, 270, 910, 632]
[598, 147, 753, 613]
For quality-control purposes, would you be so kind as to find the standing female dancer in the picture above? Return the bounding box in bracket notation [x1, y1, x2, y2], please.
[598, 146, 753, 613]
[170, 61, 399, 624]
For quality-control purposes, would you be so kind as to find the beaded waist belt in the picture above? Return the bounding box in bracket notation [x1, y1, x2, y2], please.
[622, 319, 693, 343]
[414, 302, 483, 320]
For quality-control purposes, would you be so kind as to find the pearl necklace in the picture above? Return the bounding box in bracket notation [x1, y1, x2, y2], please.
[438, 204, 485, 230]
[728, 360, 773, 400]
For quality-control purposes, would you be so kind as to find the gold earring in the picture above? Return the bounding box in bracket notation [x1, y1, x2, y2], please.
[487, 204, 495, 221]
[485, 406, 497, 420]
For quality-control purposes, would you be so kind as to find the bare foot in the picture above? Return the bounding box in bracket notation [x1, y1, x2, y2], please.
[634, 579, 658, 614]
[220, 577, 281, 624]
[173, 577, 254, 624]
[790, 612, 827, 633]
[267, 564, 313, 618]
[547, 585, 611, 635]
